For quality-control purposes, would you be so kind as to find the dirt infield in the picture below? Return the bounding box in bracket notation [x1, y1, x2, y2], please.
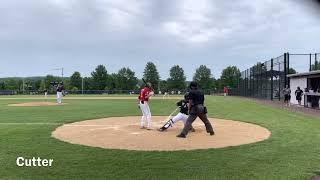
[52, 116, 271, 151]
[7, 102, 66, 107]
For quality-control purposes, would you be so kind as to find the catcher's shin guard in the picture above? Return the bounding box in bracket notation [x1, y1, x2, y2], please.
[159, 119, 174, 131]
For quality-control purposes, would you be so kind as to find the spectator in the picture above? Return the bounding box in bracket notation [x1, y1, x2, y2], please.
[223, 86, 228, 97]
[295, 87, 303, 106]
[283, 85, 291, 107]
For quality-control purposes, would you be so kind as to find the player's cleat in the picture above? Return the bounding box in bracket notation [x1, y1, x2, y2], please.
[176, 134, 186, 138]
[146, 128, 152, 130]
[140, 126, 146, 129]
[190, 127, 196, 132]
[158, 127, 167, 132]
[209, 131, 215, 136]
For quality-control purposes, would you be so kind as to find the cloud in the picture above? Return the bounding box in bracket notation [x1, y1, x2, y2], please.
[0, 0, 319, 79]
[162, 0, 231, 43]
[95, 0, 151, 30]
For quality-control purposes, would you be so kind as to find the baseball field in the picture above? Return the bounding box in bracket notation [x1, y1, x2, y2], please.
[0, 95, 319, 179]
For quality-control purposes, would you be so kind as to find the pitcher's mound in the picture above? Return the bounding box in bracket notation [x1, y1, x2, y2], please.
[52, 116, 271, 151]
[8, 102, 66, 107]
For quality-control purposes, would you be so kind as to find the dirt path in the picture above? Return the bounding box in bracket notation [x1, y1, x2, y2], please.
[52, 116, 271, 151]
[7, 102, 66, 107]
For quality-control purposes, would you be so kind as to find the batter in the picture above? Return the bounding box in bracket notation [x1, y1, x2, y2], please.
[138, 82, 154, 130]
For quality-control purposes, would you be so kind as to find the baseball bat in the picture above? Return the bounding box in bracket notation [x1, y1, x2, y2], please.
[142, 78, 147, 85]
[142, 78, 154, 91]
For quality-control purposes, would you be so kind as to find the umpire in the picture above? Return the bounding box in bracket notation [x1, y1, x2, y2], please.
[177, 82, 214, 138]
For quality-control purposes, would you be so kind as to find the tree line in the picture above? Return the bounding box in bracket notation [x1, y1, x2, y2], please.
[0, 62, 241, 92]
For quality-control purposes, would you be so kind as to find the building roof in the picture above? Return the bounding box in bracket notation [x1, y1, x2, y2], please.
[287, 70, 320, 78]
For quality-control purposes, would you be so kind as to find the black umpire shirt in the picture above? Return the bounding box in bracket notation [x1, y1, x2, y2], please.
[189, 89, 205, 106]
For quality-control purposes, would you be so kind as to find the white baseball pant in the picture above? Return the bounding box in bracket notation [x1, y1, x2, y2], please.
[163, 113, 188, 129]
[57, 92, 63, 104]
[139, 101, 151, 128]
[172, 113, 189, 124]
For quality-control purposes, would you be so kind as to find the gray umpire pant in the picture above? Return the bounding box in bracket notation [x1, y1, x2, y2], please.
[180, 105, 214, 136]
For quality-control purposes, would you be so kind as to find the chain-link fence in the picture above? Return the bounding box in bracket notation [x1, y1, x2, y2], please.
[233, 53, 289, 100]
[289, 53, 320, 73]
[313, 53, 320, 71]
[233, 52, 320, 100]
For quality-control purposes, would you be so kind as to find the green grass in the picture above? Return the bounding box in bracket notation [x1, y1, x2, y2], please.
[0, 94, 183, 98]
[0, 96, 319, 179]
[0, 94, 137, 98]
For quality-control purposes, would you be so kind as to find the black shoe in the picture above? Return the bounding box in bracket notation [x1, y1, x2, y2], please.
[158, 127, 166, 132]
[209, 131, 215, 136]
[189, 127, 196, 132]
[176, 134, 186, 138]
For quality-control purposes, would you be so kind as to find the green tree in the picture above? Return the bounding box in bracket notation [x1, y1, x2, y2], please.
[214, 78, 222, 90]
[70, 71, 82, 90]
[91, 65, 108, 90]
[17, 79, 23, 91]
[63, 78, 71, 90]
[159, 80, 168, 92]
[34, 80, 42, 90]
[0, 81, 5, 90]
[143, 62, 160, 90]
[107, 73, 117, 90]
[193, 65, 215, 90]
[115, 67, 138, 90]
[83, 77, 94, 90]
[167, 65, 186, 90]
[220, 66, 241, 89]
[39, 79, 46, 91]
[288, 68, 297, 74]
[4, 79, 20, 90]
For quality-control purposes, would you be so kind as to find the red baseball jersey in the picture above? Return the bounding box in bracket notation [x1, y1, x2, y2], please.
[139, 87, 152, 101]
[224, 87, 228, 93]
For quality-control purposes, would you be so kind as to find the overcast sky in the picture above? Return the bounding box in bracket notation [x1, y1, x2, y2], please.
[0, 0, 319, 80]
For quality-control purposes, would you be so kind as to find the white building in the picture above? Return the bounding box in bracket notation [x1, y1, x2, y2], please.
[287, 70, 320, 106]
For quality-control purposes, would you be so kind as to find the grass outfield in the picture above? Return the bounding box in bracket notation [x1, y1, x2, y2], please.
[0, 94, 140, 98]
[0, 96, 319, 179]
[0, 94, 184, 98]
[0, 94, 183, 100]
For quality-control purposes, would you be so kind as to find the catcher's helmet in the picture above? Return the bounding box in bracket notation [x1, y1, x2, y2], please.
[184, 92, 189, 100]
[189, 81, 198, 89]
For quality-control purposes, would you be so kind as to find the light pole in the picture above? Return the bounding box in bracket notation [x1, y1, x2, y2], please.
[22, 78, 25, 95]
[51, 68, 64, 81]
[82, 77, 84, 95]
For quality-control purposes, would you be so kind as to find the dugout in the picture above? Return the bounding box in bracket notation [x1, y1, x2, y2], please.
[288, 70, 320, 108]
[0, 90, 15, 95]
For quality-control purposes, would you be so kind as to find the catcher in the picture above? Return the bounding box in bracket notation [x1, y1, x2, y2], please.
[158, 93, 195, 132]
